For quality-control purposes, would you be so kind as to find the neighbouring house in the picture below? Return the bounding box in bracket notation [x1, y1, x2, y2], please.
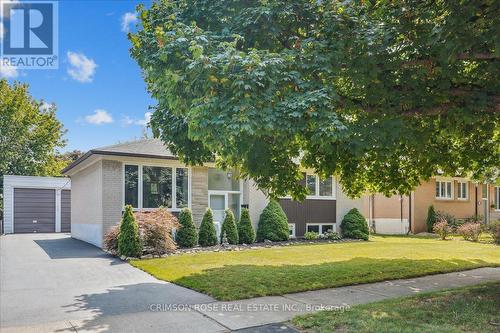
[62, 139, 364, 247]
[366, 177, 500, 234]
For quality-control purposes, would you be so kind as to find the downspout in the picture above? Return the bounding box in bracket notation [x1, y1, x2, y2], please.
[475, 184, 478, 217]
[408, 192, 412, 234]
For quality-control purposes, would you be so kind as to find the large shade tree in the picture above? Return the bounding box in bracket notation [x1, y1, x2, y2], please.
[0, 80, 66, 192]
[130, 0, 499, 199]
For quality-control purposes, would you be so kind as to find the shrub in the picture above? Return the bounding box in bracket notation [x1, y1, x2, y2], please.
[324, 231, 342, 240]
[464, 215, 483, 224]
[238, 208, 255, 244]
[426, 205, 437, 232]
[433, 218, 452, 240]
[103, 225, 120, 254]
[256, 200, 289, 242]
[175, 208, 198, 248]
[457, 222, 482, 242]
[436, 211, 459, 229]
[135, 208, 179, 255]
[340, 208, 369, 240]
[220, 209, 238, 244]
[118, 205, 142, 257]
[304, 231, 319, 240]
[198, 208, 218, 246]
[486, 220, 500, 244]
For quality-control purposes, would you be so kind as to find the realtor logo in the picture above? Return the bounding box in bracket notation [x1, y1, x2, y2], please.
[1, 1, 58, 69]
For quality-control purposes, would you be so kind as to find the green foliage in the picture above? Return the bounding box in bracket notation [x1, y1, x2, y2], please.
[198, 208, 218, 246]
[256, 200, 289, 242]
[426, 205, 437, 232]
[220, 209, 238, 244]
[487, 221, 500, 245]
[131, 1, 500, 199]
[341, 208, 369, 240]
[175, 208, 198, 248]
[304, 231, 319, 240]
[324, 231, 342, 240]
[238, 208, 255, 244]
[0, 80, 66, 193]
[118, 205, 142, 257]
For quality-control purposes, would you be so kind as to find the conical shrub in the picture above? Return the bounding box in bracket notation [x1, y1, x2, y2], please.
[220, 209, 238, 244]
[256, 200, 289, 242]
[238, 208, 255, 244]
[175, 208, 197, 248]
[118, 205, 142, 257]
[198, 208, 218, 246]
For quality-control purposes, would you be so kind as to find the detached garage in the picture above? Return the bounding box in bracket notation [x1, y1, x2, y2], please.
[2, 176, 71, 234]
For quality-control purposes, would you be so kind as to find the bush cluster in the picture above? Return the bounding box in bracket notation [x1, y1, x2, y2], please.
[457, 222, 482, 242]
[340, 208, 369, 240]
[433, 218, 452, 240]
[256, 200, 289, 242]
[304, 231, 319, 240]
[487, 220, 500, 244]
[104, 207, 179, 256]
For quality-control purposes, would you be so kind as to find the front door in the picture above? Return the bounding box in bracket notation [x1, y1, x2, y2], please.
[209, 193, 226, 238]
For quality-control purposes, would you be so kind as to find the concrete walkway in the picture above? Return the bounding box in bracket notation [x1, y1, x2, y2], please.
[1, 234, 499, 333]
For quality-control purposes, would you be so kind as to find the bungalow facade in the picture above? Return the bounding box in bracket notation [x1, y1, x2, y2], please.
[366, 177, 500, 234]
[62, 139, 364, 247]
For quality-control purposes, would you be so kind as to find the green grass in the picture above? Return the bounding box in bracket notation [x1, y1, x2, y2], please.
[292, 282, 500, 333]
[130, 236, 500, 300]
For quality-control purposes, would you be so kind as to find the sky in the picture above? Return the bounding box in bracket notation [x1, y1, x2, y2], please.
[1, 0, 154, 152]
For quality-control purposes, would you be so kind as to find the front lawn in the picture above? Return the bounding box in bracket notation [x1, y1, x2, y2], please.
[292, 282, 500, 333]
[130, 236, 500, 300]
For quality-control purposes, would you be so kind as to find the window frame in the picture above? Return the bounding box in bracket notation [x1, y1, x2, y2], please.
[457, 181, 468, 200]
[435, 180, 453, 200]
[306, 223, 336, 234]
[123, 163, 191, 211]
[305, 174, 336, 200]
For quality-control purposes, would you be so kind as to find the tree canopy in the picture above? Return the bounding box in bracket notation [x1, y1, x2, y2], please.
[0, 80, 66, 190]
[130, 0, 500, 199]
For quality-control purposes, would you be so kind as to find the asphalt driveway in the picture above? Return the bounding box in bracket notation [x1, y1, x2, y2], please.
[0, 234, 224, 333]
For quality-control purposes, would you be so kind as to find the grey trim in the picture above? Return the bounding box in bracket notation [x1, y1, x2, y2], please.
[62, 151, 179, 174]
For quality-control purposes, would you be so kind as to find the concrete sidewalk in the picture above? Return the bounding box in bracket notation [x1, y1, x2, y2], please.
[201, 267, 500, 331]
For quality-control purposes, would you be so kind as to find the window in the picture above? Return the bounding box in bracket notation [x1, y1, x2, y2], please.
[306, 175, 317, 196]
[306, 174, 335, 198]
[482, 184, 488, 199]
[124, 164, 189, 210]
[435, 180, 452, 199]
[457, 181, 468, 200]
[306, 224, 336, 234]
[208, 168, 240, 191]
[288, 224, 296, 238]
[176, 168, 189, 208]
[319, 177, 333, 197]
[124, 165, 139, 207]
[495, 187, 500, 211]
[143, 166, 172, 208]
